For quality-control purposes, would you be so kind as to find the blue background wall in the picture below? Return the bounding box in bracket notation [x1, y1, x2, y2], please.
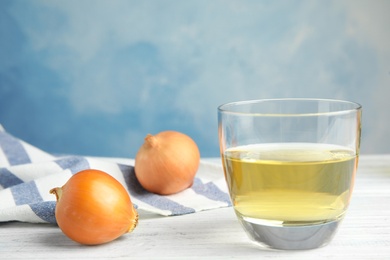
[1, 0, 389, 158]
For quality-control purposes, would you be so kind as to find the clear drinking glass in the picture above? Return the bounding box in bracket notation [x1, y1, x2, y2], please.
[218, 98, 362, 250]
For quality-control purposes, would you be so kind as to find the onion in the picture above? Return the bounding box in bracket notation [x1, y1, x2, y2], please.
[50, 169, 138, 245]
[135, 130, 200, 195]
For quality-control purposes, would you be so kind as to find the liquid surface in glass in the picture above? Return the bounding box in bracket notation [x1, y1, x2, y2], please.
[222, 143, 357, 227]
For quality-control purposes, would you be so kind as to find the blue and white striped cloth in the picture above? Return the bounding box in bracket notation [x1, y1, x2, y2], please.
[0, 125, 231, 224]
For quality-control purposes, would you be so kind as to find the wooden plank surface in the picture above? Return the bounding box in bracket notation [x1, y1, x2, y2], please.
[0, 155, 389, 259]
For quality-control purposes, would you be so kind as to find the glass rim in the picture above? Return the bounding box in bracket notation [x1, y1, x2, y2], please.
[218, 98, 362, 117]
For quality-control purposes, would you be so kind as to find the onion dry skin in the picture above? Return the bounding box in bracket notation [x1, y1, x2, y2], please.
[50, 169, 138, 245]
[135, 131, 200, 195]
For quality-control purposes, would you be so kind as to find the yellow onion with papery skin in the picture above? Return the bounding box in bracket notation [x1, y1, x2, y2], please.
[50, 169, 138, 245]
[135, 130, 200, 195]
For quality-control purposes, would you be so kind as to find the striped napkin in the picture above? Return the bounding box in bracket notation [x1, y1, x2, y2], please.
[0, 125, 231, 224]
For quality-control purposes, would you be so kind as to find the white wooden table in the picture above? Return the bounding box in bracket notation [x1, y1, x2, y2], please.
[0, 155, 389, 259]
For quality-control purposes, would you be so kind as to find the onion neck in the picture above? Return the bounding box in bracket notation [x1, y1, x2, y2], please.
[50, 187, 63, 201]
[144, 134, 158, 148]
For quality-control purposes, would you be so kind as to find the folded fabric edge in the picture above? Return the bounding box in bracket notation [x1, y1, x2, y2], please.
[0, 126, 233, 224]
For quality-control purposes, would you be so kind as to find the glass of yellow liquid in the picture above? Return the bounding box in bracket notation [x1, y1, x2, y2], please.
[218, 98, 362, 250]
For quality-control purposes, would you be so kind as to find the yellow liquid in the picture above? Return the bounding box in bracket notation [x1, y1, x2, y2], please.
[222, 143, 358, 226]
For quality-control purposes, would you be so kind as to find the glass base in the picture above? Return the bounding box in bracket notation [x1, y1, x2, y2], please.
[239, 217, 342, 250]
